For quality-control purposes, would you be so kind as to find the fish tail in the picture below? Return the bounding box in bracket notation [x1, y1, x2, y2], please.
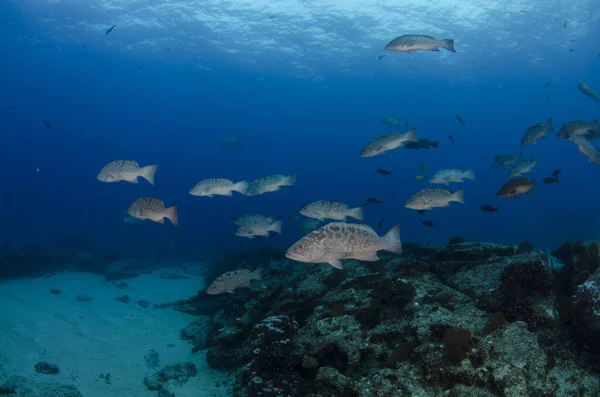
[452, 188, 465, 204]
[234, 180, 249, 195]
[591, 120, 598, 129]
[237, 137, 243, 147]
[530, 178, 536, 187]
[349, 206, 364, 222]
[285, 173, 296, 186]
[251, 268, 262, 281]
[431, 141, 440, 148]
[442, 39, 456, 53]
[269, 220, 283, 234]
[547, 117, 554, 131]
[494, 207, 500, 213]
[141, 164, 159, 185]
[403, 128, 418, 143]
[382, 225, 402, 254]
[463, 169, 476, 181]
[167, 205, 179, 228]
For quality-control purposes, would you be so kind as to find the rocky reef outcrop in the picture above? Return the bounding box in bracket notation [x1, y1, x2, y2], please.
[168, 239, 600, 396]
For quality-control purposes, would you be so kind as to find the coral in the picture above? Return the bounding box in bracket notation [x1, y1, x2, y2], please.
[573, 280, 600, 352]
[75, 294, 93, 302]
[168, 241, 600, 396]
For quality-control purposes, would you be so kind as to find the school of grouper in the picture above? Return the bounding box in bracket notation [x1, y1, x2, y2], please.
[95, 34, 600, 295]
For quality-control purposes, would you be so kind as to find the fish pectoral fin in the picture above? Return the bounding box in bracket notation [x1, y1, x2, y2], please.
[328, 259, 344, 269]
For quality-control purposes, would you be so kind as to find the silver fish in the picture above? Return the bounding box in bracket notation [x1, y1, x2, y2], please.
[236, 219, 282, 239]
[508, 158, 538, 177]
[360, 129, 418, 158]
[492, 152, 524, 169]
[429, 169, 475, 185]
[231, 214, 278, 226]
[385, 34, 456, 53]
[569, 136, 600, 164]
[285, 222, 402, 269]
[127, 197, 178, 227]
[245, 174, 296, 196]
[189, 178, 248, 197]
[520, 118, 554, 146]
[405, 188, 465, 211]
[97, 160, 158, 185]
[578, 81, 599, 103]
[557, 120, 599, 140]
[299, 200, 364, 222]
[207, 268, 261, 295]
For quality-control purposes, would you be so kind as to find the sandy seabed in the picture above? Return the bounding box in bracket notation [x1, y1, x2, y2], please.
[0, 271, 230, 396]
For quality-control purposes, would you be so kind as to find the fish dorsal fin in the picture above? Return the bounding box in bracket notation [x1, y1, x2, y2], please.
[421, 35, 436, 39]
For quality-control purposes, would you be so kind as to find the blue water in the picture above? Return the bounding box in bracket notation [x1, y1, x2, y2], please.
[1, 1, 600, 258]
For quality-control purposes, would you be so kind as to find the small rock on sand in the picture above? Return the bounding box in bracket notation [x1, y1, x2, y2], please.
[75, 294, 93, 302]
[35, 362, 60, 375]
[49, 289, 61, 295]
[115, 295, 130, 304]
[137, 299, 150, 308]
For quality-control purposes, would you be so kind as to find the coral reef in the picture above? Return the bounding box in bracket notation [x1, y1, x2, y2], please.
[166, 240, 600, 396]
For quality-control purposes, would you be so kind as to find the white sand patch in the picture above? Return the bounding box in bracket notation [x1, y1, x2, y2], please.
[0, 271, 230, 397]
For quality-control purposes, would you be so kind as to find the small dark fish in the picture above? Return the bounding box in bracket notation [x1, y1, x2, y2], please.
[269, 15, 276, 19]
[564, 20, 568, 28]
[568, 49, 575, 52]
[362, 197, 383, 207]
[377, 55, 385, 61]
[419, 163, 428, 171]
[456, 115, 466, 126]
[417, 210, 425, 215]
[376, 168, 392, 176]
[546, 94, 550, 102]
[137, 65, 145, 70]
[105, 25, 116, 35]
[480, 205, 499, 213]
[404, 139, 439, 150]
[9, 105, 16, 110]
[422, 220, 434, 227]
[552, 169, 562, 177]
[544, 82, 551, 88]
[448, 134, 454, 143]
[42, 120, 52, 129]
[543, 176, 559, 184]
[378, 218, 384, 230]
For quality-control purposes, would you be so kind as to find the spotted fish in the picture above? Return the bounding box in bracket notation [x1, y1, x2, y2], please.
[127, 197, 178, 227]
[97, 160, 158, 185]
[206, 268, 261, 294]
[189, 178, 248, 197]
[385, 34, 456, 53]
[299, 200, 364, 222]
[285, 222, 402, 269]
[360, 129, 418, 157]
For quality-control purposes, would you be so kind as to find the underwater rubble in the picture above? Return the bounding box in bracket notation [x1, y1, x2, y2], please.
[163, 239, 600, 397]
